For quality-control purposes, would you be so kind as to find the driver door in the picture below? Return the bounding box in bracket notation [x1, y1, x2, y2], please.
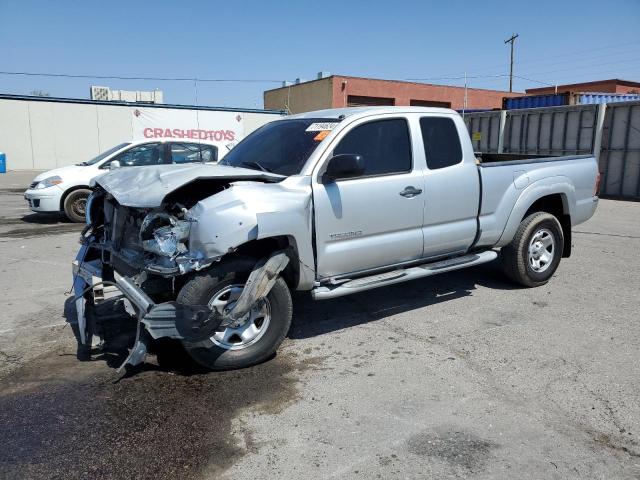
[312, 117, 425, 279]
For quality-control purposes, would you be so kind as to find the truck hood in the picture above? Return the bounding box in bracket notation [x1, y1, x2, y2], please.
[95, 163, 284, 207]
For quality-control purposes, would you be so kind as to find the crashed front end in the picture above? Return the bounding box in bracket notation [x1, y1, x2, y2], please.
[84, 189, 215, 278]
[72, 188, 224, 369]
[72, 165, 289, 370]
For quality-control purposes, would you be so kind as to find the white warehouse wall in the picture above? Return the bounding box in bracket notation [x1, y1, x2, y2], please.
[0, 100, 33, 169]
[0, 97, 283, 170]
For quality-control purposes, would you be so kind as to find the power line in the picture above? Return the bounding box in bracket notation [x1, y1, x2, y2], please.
[518, 56, 640, 79]
[0, 71, 284, 83]
[423, 40, 640, 80]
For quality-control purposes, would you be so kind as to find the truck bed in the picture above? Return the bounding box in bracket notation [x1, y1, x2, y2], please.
[477, 153, 593, 166]
[474, 153, 599, 249]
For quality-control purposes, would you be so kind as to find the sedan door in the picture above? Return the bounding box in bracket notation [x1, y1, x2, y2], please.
[313, 117, 425, 279]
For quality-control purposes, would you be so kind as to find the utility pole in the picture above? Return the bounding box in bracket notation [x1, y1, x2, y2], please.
[504, 33, 519, 92]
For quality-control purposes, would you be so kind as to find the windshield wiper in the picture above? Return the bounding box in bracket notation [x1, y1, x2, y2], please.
[241, 161, 273, 173]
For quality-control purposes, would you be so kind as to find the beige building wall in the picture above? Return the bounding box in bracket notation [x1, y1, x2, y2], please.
[0, 98, 282, 170]
[264, 78, 333, 114]
[95, 105, 133, 151]
[243, 110, 285, 134]
[0, 100, 33, 169]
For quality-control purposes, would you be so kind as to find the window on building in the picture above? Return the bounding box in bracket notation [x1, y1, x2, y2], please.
[419, 117, 462, 170]
[334, 119, 412, 176]
[170, 143, 217, 164]
[347, 95, 395, 107]
[410, 99, 451, 108]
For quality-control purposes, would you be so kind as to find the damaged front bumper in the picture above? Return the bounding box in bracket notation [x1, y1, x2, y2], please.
[72, 247, 290, 370]
[73, 247, 224, 370]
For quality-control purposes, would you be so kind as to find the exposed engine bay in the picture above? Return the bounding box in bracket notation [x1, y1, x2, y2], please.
[86, 188, 213, 279]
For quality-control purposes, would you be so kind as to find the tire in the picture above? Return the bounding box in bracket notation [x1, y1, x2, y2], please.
[176, 258, 293, 370]
[63, 188, 92, 223]
[500, 211, 564, 287]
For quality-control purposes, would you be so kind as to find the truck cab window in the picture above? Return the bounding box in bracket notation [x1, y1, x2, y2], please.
[420, 117, 462, 169]
[334, 118, 412, 176]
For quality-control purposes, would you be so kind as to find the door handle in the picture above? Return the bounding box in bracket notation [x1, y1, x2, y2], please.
[399, 186, 423, 197]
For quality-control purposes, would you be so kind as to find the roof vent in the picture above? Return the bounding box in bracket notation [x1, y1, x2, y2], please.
[90, 85, 110, 101]
[317, 71, 331, 79]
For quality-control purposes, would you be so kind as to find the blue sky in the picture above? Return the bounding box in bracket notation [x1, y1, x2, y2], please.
[1, 0, 639, 108]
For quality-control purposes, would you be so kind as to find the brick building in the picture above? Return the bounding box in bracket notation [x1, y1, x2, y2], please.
[526, 79, 640, 95]
[264, 74, 520, 114]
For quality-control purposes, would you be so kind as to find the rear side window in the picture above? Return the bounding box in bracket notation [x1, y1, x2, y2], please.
[334, 118, 412, 176]
[170, 143, 217, 164]
[420, 117, 462, 169]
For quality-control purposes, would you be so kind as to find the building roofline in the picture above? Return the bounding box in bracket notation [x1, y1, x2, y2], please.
[263, 76, 334, 93]
[264, 74, 521, 95]
[526, 78, 640, 93]
[0, 93, 285, 114]
[288, 106, 458, 120]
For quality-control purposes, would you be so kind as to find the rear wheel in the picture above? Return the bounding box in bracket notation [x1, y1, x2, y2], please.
[176, 259, 292, 370]
[63, 188, 92, 223]
[500, 212, 564, 287]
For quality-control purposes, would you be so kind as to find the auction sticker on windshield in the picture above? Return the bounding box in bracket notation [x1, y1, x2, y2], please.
[314, 130, 331, 141]
[305, 122, 339, 132]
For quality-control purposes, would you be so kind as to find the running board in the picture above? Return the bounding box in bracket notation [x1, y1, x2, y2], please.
[312, 250, 498, 300]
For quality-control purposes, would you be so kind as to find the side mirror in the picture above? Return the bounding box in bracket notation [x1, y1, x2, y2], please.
[109, 160, 121, 170]
[323, 154, 365, 182]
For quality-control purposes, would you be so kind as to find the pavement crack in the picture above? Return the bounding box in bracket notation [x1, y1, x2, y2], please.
[574, 230, 640, 240]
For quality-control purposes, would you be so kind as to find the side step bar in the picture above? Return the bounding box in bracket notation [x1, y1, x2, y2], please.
[312, 250, 498, 300]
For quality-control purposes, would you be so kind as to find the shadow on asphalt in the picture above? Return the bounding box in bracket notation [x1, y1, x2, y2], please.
[20, 212, 71, 224]
[61, 261, 519, 375]
[288, 261, 519, 339]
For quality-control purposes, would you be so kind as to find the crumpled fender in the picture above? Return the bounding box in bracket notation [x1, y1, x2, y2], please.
[186, 178, 316, 289]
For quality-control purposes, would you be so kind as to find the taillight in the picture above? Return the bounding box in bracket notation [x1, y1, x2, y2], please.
[594, 172, 601, 196]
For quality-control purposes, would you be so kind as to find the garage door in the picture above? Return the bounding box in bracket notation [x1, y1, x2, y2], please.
[347, 95, 395, 107]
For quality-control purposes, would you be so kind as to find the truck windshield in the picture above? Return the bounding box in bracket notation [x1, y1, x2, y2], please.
[220, 118, 339, 176]
[82, 143, 131, 166]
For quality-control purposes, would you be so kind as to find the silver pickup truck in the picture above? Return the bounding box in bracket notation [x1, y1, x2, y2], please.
[73, 106, 600, 370]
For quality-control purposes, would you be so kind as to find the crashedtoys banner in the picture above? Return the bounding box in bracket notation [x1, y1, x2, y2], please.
[132, 107, 245, 151]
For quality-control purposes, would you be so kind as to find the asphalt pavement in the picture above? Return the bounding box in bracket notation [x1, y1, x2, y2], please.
[0, 170, 639, 479]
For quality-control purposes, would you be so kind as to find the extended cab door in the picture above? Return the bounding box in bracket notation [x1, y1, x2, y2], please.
[312, 117, 425, 279]
[419, 115, 480, 258]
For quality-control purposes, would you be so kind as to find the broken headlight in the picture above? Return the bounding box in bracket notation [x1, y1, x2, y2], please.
[140, 212, 191, 258]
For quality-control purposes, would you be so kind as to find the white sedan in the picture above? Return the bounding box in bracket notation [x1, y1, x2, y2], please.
[24, 139, 219, 222]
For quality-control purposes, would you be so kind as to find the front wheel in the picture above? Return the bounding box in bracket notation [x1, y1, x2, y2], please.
[176, 259, 293, 370]
[63, 188, 92, 223]
[500, 211, 564, 287]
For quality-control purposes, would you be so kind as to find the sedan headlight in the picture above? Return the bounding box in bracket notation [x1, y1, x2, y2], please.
[35, 176, 63, 189]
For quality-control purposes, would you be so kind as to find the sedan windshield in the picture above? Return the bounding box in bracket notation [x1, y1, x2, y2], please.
[82, 143, 131, 166]
[220, 118, 340, 176]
